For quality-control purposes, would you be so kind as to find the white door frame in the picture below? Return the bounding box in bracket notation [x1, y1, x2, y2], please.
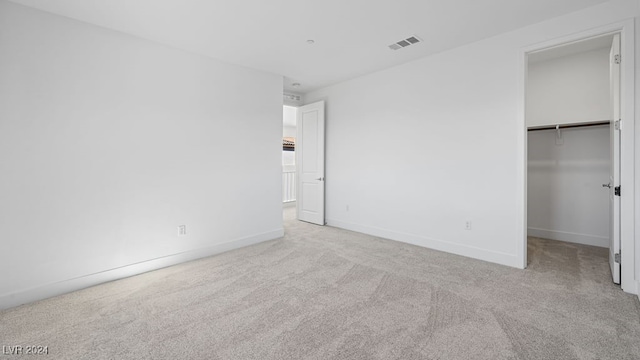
[517, 19, 636, 294]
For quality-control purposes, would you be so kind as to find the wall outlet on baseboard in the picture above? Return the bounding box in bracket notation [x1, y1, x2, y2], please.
[178, 225, 187, 236]
[465, 221, 472, 230]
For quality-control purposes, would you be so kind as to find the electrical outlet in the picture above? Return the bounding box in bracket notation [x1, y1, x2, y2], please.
[178, 225, 187, 236]
[465, 221, 472, 230]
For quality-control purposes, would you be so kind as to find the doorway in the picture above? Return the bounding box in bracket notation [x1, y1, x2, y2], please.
[282, 105, 298, 213]
[521, 21, 635, 293]
[526, 34, 618, 282]
[281, 97, 326, 226]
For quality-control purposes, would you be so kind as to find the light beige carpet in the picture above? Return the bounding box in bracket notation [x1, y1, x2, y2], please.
[1, 207, 639, 359]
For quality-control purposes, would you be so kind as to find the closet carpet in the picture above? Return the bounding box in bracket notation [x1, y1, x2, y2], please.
[1, 207, 639, 359]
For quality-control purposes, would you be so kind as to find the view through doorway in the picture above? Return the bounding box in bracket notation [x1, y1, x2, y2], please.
[524, 33, 621, 285]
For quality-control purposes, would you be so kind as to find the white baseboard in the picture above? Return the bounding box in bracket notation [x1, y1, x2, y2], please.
[0, 228, 284, 310]
[283, 201, 296, 208]
[326, 218, 521, 269]
[527, 227, 608, 248]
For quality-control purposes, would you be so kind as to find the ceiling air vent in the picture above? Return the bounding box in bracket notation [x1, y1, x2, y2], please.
[284, 93, 301, 102]
[388, 35, 422, 51]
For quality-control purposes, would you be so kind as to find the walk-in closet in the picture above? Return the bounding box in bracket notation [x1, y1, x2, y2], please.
[526, 34, 621, 283]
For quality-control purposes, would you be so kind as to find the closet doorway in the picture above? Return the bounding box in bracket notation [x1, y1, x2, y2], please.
[525, 34, 621, 284]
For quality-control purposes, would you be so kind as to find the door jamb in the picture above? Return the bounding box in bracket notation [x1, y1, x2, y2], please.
[517, 19, 636, 294]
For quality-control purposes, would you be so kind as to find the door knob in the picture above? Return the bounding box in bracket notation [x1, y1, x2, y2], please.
[602, 183, 612, 188]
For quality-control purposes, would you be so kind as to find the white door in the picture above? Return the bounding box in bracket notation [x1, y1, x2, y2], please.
[609, 34, 621, 284]
[296, 101, 325, 225]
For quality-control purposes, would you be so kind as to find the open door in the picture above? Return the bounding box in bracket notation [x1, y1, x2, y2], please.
[609, 34, 621, 284]
[296, 101, 325, 225]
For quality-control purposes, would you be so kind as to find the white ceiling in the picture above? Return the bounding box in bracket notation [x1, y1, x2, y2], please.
[9, 0, 609, 93]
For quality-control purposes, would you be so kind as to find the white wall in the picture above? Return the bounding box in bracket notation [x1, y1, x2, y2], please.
[528, 127, 610, 247]
[304, 0, 638, 271]
[282, 151, 296, 167]
[283, 105, 297, 137]
[283, 127, 297, 138]
[527, 48, 611, 127]
[0, 1, 284, 308]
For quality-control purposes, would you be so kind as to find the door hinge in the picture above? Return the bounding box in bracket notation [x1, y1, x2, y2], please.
[614, 54, 621, 64]
[615, 120, 622, 130]
[615, 186, 621, 196]
[615, 252, 620, 264]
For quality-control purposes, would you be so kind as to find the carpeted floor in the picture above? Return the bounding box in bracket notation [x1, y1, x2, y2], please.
[1, 207, 639, 359]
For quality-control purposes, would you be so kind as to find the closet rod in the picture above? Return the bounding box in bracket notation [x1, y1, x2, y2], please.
[527, 121, 610, 132]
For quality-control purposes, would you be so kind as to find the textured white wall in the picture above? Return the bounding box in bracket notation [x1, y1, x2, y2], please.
[527, 48, 611, 127]
[528, 127, 610, 247]
[304, 0, 638, 270]
[0, 1, 283, 307]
